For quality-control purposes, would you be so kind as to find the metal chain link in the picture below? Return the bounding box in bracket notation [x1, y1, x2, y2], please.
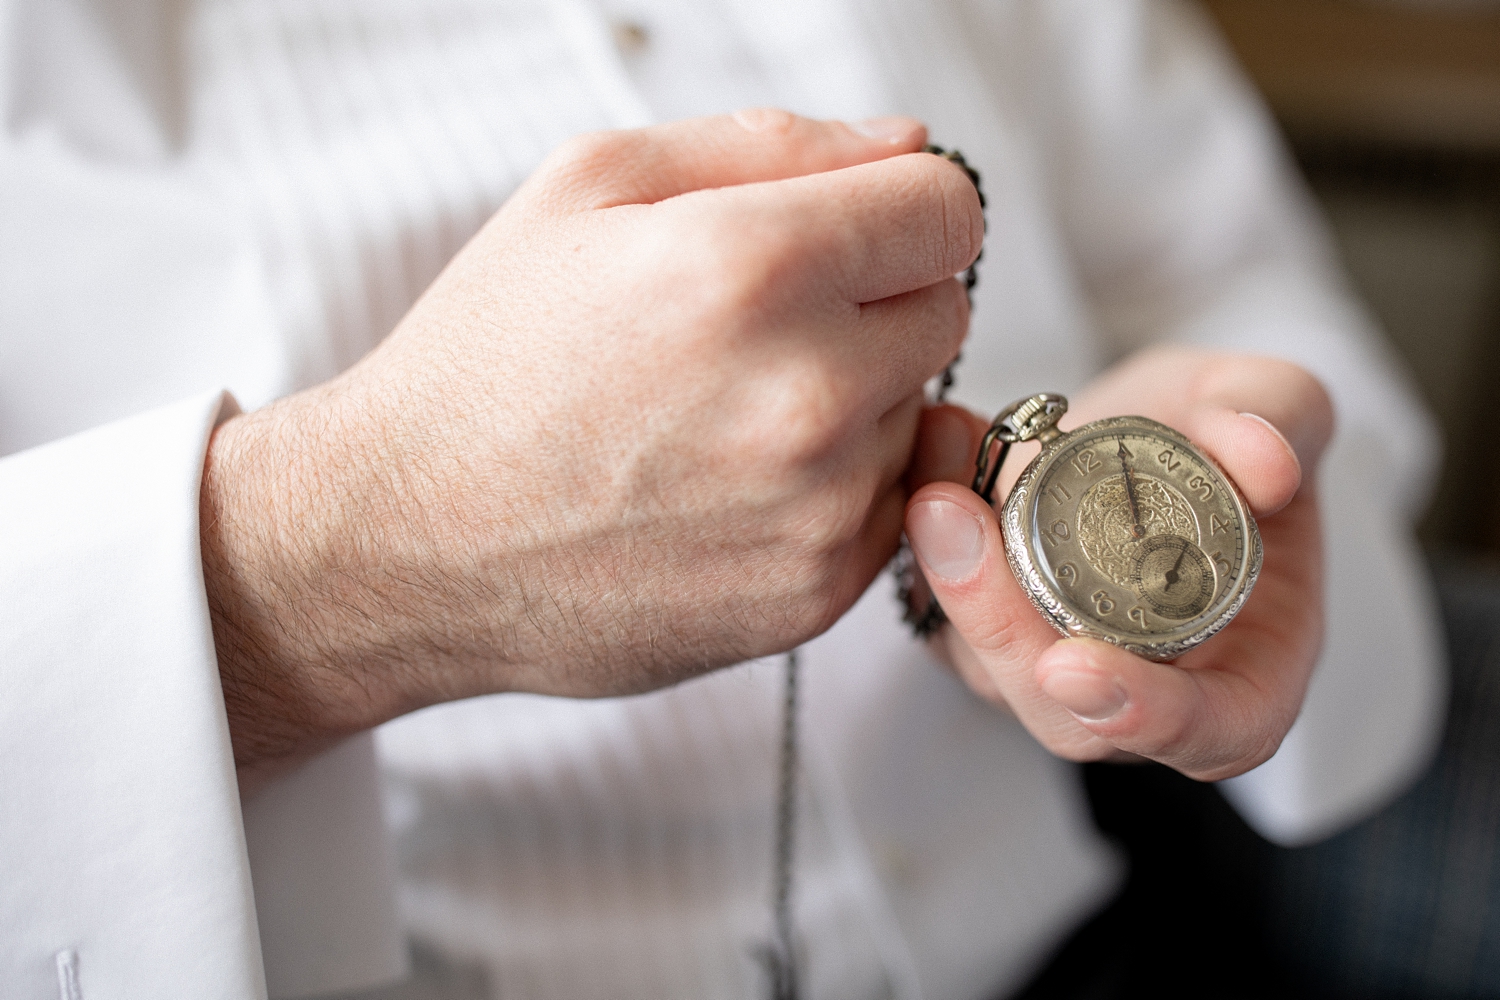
[922, 145, 985, 406]
[763, 650, 801, 1000]
[895, 145, 987, 639]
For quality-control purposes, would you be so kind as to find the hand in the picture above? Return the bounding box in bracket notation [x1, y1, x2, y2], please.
[200, 110, 983, 789]
[903, 347, 1334, 781]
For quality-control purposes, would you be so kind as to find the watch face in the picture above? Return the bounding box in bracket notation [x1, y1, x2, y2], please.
[1002, 416, 1261, 660]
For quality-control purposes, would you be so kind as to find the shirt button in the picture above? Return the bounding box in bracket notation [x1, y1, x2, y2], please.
[611, 20, 651, 54]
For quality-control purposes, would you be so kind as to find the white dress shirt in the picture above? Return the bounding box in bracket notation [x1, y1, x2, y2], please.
[0, 0, 1446, 998]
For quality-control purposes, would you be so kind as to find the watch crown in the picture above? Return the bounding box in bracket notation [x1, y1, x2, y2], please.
[994, 393, 1068, 443]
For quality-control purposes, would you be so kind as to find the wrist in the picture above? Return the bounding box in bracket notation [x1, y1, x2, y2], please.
[198, 392, 414, 787]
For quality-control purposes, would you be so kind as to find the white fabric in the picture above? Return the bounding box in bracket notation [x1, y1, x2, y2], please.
[0, 0, 1445, 998]
[0, 392, 264, 999]
[242, 734, 406, 998]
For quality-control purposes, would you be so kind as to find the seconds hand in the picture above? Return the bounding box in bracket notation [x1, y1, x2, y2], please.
[1119, 439, 1145, 539]
[1164, 537, 1190, 590]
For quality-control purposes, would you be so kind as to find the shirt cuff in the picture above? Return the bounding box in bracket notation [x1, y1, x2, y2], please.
[0, 391, 405, 999]
[244, 732, 406, 999]
[0, 391, 265, 998]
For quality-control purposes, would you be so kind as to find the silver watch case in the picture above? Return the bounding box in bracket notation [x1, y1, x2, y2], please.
[999, 415, 1263, 662]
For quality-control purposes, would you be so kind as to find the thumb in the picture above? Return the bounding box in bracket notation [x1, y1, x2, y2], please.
[530, 109, 927, 211]
[906, 481, 1109, 753]
[904, 482, 1056, 660]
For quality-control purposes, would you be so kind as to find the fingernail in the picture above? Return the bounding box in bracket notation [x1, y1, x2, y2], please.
[850, 116, 919, 144]
[1239, 412, 1301, 472]
[907, 500, 984, 582]
[1040, 669, 1128, 723]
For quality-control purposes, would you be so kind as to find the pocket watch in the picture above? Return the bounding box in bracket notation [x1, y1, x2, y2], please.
[917, 392, 1263, 662]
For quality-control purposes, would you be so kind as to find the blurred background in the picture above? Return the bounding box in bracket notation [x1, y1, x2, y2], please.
[1206, 0, 1500, 559]
[1017, 2, 1500, 997]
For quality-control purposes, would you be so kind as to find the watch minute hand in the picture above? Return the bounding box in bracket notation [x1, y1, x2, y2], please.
[1119, 439, 1144, 539]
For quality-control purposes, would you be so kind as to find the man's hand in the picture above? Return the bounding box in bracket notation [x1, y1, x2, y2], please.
[904, 347, 1334, 781]
[200, 110, 983, 789]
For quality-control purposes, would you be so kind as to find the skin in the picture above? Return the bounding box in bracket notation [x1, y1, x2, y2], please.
[904, 347, 1335, 781]
[200, 109, 1331, 796]
[199, 110, 983, 793]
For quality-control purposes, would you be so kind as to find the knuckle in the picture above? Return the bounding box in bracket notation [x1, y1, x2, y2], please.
[731, 106, 800, 135]
[1198, 355, 1333, 421]
[1159, 678, 1292, 781]
[667, 200, 809, 321]
[1149, 706, 1207, 766]
[535, 130, 642, 204]
[1241, 687, 1302, 770]
[721, 234, 803, 311]
[758, 508, 868, 638]
[801, 488, 871, 560]
[552, 129, 618, 166]
[756, 359, 854, 464]
[797, 564, 862, 642]
[961, 604, 1036, 658]
[936, 278, 971, 354]
[1041, 729, 1118, 763]
[1188, 729, 1283, 782]
[1240, 727, 1288, 773]
[931, 165, 984, 276]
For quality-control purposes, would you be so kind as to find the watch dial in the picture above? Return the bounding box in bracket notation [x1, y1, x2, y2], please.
[1026, 424, 1250, 641]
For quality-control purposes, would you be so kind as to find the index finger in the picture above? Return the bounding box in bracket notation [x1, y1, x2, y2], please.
[1069, 349, 1335, 517]
[529, 110, 930, 211]
[712, 150, 985, 305]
